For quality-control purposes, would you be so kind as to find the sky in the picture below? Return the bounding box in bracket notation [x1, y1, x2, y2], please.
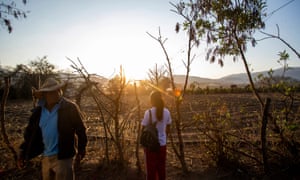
[0, 0, 299, 80]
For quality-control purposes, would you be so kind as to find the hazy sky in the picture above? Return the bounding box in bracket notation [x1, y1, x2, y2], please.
[0, 0, 299, 80]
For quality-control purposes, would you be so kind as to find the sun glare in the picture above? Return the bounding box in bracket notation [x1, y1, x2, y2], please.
[63, 13, 167, 81]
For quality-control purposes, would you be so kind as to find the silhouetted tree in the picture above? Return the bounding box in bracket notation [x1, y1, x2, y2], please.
[148, 24, 197, 173]
[10, 56, 57, 99]
[147, 63, 171, 92]
[28, 56, 56, 87]
[173, 0, 272, 173]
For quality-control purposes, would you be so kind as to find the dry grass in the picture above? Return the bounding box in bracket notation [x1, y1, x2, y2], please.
[1, 93, 300, 179]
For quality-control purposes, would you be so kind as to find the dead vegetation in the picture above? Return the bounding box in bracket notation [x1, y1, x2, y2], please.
[1, 92, 299, 179]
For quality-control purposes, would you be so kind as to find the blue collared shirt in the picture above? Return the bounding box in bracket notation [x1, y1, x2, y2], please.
[39, 100, 61, 156]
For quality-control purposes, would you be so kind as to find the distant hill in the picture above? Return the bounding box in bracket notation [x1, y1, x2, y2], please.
[174, 67, 300, 88]
[0, 66, 298, 89]
[220, 67, 300, 84]
[173, 75, 222, 88]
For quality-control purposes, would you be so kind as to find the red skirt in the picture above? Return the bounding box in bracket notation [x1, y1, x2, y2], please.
[144, 146, 167, 180]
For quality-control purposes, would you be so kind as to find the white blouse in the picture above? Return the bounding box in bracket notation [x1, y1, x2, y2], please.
[141, 107, 172, 146]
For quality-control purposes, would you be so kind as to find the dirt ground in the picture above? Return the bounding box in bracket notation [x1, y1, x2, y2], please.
[0, 99, 245, 180]
[1, 94, 300, 179]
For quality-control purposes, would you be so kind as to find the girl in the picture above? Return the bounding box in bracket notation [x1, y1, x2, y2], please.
[141, 91, 172, 180]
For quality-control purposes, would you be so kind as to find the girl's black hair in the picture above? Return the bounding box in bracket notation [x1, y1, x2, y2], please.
[150, 91, 164, 121]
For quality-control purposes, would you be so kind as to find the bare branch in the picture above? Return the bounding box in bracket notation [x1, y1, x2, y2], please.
[147, 28, 176, 90]
[258, 25, 300, 59]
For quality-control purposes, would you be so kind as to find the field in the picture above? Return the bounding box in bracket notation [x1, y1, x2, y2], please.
[0, 93, 299, 179]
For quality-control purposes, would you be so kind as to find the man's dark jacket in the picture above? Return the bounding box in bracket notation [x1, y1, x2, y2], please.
[19, 97, 88, 161]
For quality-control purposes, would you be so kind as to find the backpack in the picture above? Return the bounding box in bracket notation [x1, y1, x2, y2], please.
[140, 110, 160, 152]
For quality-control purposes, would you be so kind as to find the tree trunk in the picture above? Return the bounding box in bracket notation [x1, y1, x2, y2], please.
[174, 100, 188, 173]
[0, 77, 18, 166]
[261, 98, 271, 174]
[134, 83, 142, 172]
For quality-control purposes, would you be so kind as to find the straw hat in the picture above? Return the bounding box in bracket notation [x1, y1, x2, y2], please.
[36, 78, 65, 92]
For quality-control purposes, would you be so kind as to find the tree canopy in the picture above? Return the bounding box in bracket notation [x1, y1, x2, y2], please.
[0, 0, 28, 33]
[173, 0, 267, 66]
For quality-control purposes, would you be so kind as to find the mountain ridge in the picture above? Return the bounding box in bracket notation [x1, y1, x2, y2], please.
[1, 66, 298, 88]
[173, 67, 300, 88]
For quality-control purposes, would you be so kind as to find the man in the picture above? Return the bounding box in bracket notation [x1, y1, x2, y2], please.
[18, 78, 88, 180]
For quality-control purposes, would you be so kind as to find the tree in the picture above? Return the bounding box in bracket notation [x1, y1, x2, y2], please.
[0, 0, 28, 33]
[0, 64, 30, 168]
[28, 56, 56, 88]
[277, 50, 289, 77]
[174, 0, 273, 173]
[106, 67, 129, 163]
[148, 23, 197, 172]
[147, 63, 169, 91]
[68, 58, 111, 163]
[11, 56, 57, 99]
[174, 0, 267, 103]
[69, 59, 134, 166]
